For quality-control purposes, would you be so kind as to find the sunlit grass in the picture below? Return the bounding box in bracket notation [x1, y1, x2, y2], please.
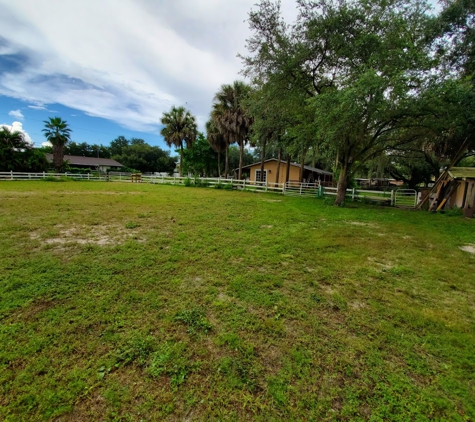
[0, 181, 474, 421]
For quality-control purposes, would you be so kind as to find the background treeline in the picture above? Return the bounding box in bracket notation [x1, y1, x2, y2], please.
[36, 136, 178, 174]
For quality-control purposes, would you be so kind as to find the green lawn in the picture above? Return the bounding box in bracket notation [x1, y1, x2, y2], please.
[0, 181, 474, 421]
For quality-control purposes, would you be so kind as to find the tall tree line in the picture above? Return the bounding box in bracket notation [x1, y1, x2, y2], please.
[238, 0, 475, 205]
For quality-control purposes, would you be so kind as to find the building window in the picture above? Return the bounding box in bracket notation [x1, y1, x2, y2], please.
[255, 169, 267, 182]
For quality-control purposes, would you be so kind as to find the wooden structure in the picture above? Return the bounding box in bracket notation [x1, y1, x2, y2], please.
[131, 173, 142, 183]
[426, 167, 475, 215]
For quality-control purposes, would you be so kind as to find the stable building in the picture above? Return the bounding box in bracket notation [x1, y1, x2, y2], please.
[239, 159, 333, 186]
[46, 154, 124, 173]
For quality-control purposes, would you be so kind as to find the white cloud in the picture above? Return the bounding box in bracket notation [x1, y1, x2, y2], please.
[0, 121, 33, 145]
[28, 104, 46, 110]
[8, 109, 24, 119]
[0, 0, 296, 132]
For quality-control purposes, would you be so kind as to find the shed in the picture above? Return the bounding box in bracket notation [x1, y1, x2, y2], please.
[238, 159, 333, 186]
[428, 167, 475, 216]
[46, 154, 124, 173]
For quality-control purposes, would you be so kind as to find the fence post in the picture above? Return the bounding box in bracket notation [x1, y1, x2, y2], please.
[352, 188, 355, 201]
[43, 171, 45, 179]
[299, 183, 302, 195]
[391, 190, 395, 206]
[243, 179, 246, 190]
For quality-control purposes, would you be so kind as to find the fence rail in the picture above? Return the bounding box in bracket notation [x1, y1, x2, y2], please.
[0, 171, 107, 181]
[0, 172, 418, 207]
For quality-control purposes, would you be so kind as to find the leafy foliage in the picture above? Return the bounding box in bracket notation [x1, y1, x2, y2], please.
[110, 136, 177, 174]
[0, 127, 48, 172]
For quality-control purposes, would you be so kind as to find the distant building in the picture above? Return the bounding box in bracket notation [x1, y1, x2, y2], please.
[45, 154, 124, 173]
[239, 159, 333, 186]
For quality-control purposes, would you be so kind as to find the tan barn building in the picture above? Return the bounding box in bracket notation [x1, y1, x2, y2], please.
[239, 159, 333, 186]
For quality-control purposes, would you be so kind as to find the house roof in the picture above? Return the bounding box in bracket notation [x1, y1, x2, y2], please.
[46, 154, 124, 167]
[240, 158, 333, 176]
[448, 167, 475, 180]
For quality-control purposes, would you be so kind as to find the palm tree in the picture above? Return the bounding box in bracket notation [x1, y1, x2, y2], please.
[211, 81, 252, 179]
[42, 117, 72, 172]
[160, 106, 197, 177]
[206, 119, 228, 176]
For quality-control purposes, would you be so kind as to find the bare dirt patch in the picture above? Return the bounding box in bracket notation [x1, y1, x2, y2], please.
[30, 223, 144, 247]
[459, 244, 475, 254]
[347, 221, 380, 228]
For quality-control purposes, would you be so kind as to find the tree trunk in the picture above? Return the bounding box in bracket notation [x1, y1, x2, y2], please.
[53, 144, 63, 172]
[300, 148, 307, 182]
[225, 146, 229, 178]
[260, 138, 267, 181]
[238, 140, 244, 180]
[179, 144, 184, 177]
[335, 161, 350, 206]
[285, 154, 291, 183]
[275, 147, 282, 184]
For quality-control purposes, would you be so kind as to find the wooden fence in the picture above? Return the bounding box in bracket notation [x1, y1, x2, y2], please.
[0, 172, 417, 207]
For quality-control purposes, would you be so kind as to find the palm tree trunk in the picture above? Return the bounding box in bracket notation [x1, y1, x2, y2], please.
[260, 138, 267, 182]
[275, 147, 282, 184]
[225, 145, 229, 178]
[53, 145, 63, 172]
[179, 144, 184, 177]
[238, 140, 244, 180]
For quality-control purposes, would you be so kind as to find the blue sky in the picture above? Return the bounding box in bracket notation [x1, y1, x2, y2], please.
[0, 0, 439, 151]
[0, 97, 166, 149]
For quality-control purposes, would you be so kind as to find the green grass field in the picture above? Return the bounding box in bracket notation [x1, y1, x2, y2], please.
[0, 181, 474, 421]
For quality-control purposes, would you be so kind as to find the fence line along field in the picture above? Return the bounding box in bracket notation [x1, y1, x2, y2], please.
[0, 181, 474, 421]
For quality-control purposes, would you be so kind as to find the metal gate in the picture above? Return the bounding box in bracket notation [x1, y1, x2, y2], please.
[394, 189, 418, 208]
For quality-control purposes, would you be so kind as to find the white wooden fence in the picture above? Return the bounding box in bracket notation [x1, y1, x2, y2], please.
[0, 171, 107, 181]
[0, 172, 418, 207]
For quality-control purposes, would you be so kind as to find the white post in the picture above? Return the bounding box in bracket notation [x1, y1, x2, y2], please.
[10, 170, 13, 180]
[43, 171, 45, 179]
[352, 188, 355, 201]
[88, 173, 90, 180]
[299, 183, 302, 195]
[391, 190, 395, 206]
[243, 179, 246, 189]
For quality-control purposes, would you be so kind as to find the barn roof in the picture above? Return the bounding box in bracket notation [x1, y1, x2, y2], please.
[46, 154, 123, 167]
[448, 167, 475, 180]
